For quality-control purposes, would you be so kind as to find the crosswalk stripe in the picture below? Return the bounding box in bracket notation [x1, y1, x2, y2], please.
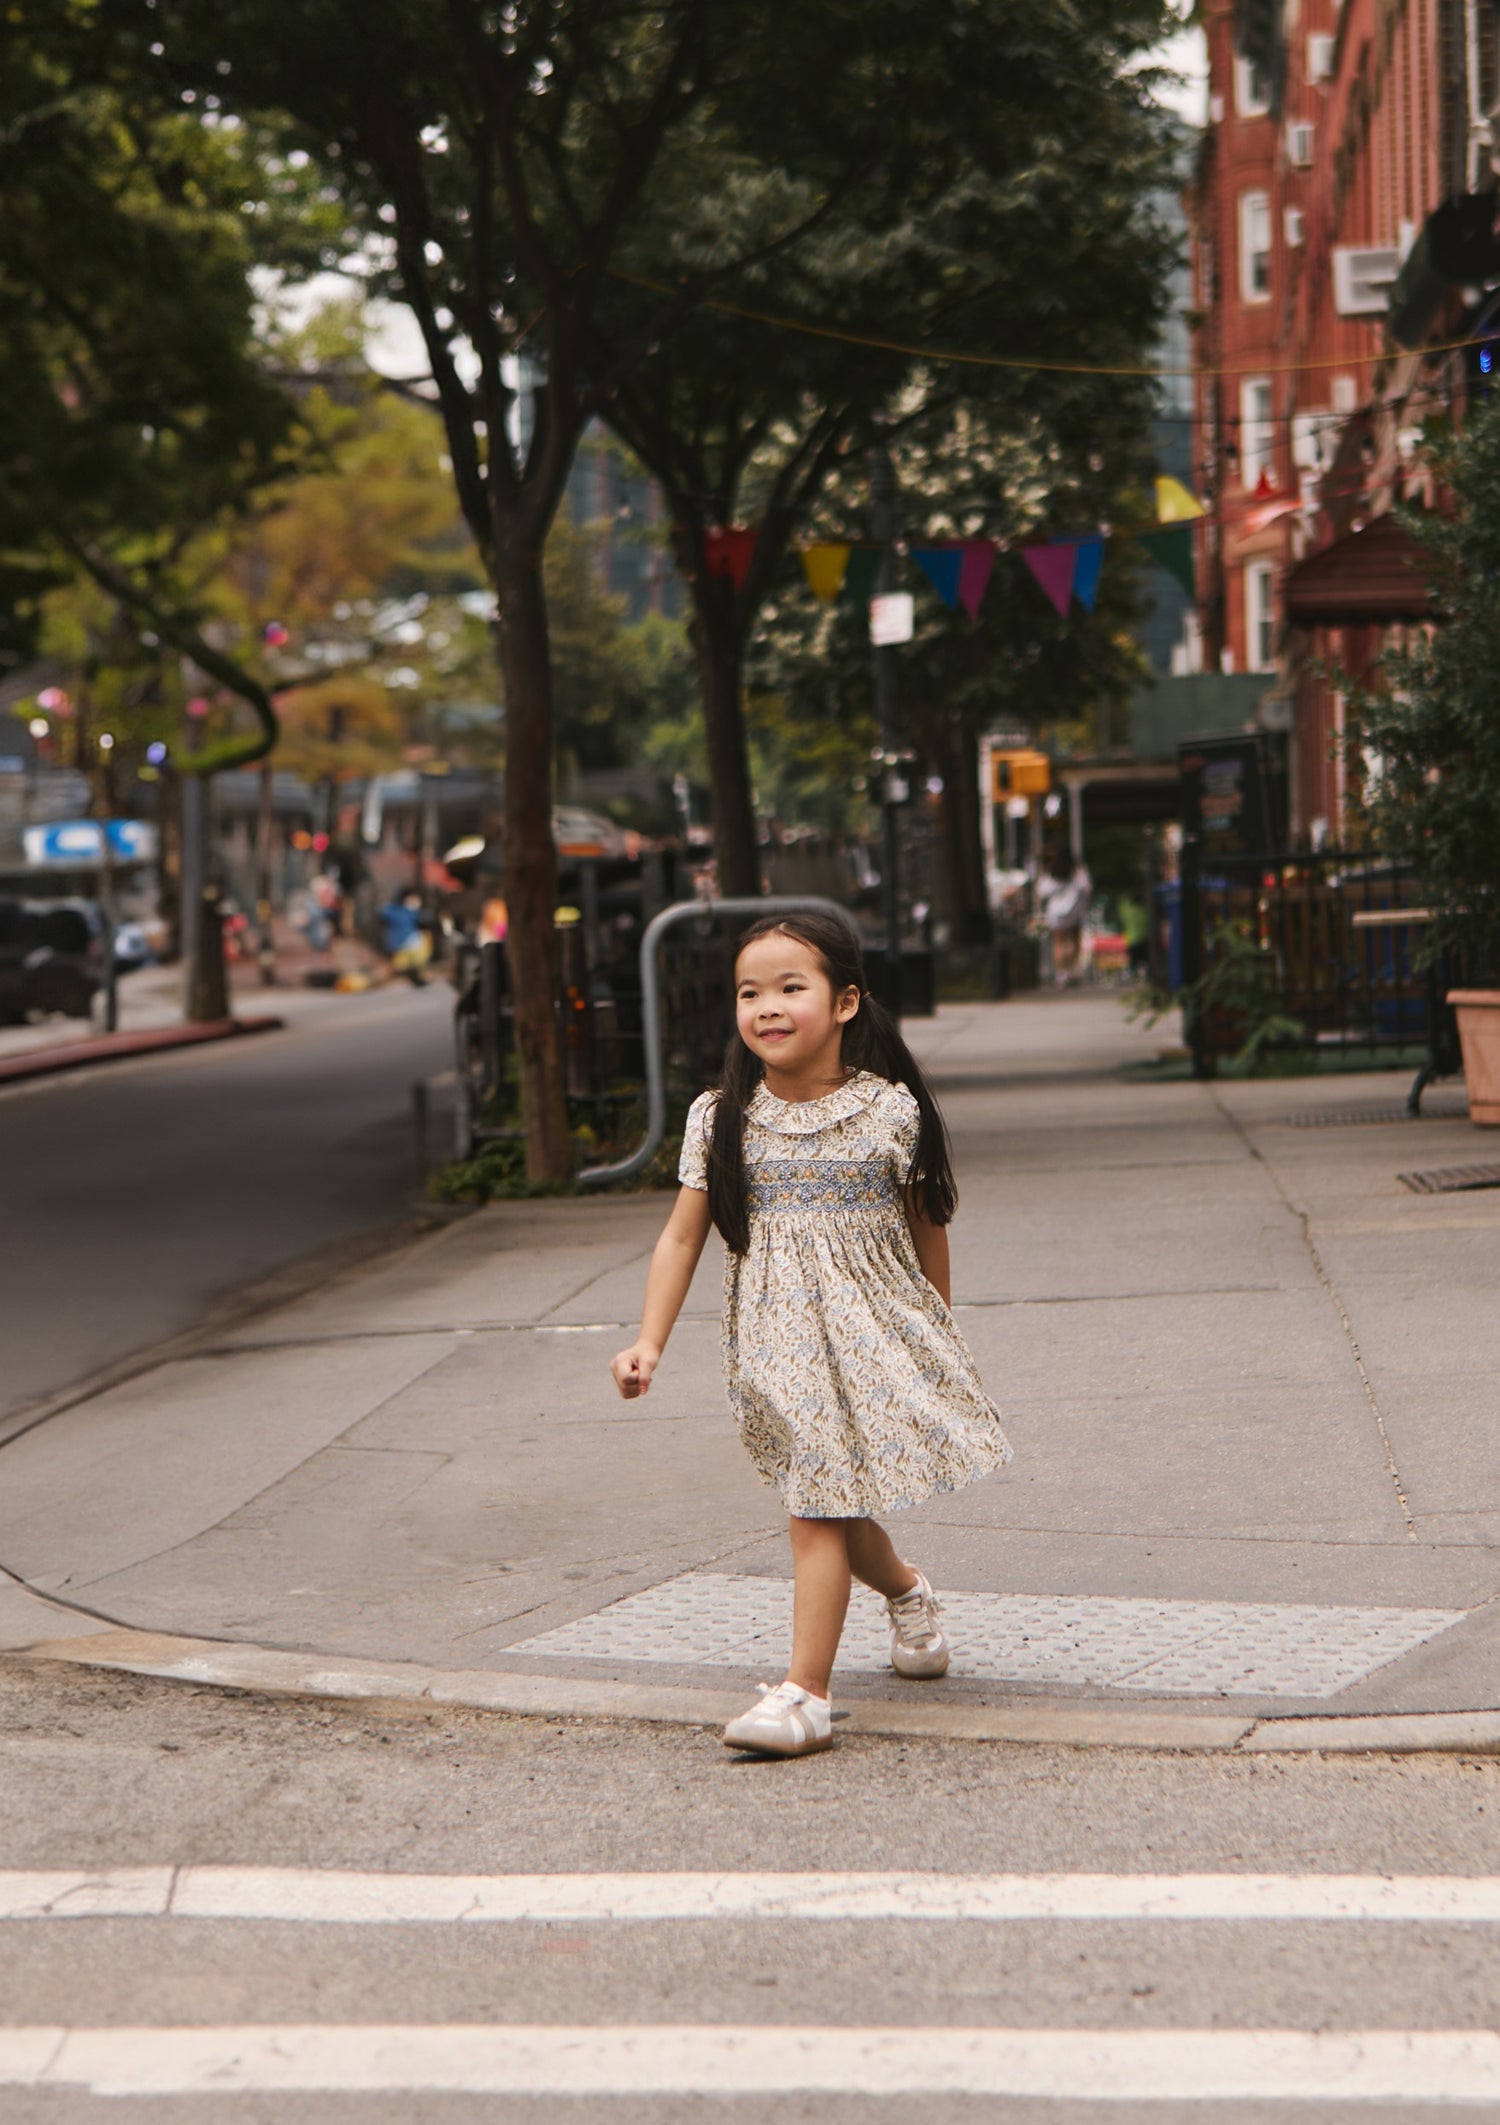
[9, 1868, 1500, 1925]
[2, 2025, 1499, 2098]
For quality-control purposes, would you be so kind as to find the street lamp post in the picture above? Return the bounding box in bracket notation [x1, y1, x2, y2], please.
[870, 436, 903, 1013]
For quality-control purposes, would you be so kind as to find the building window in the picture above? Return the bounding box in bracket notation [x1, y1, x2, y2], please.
[1234, 53, 1272, 116]
[1239, 377, 1274, 486]
[1245, 561, 1276, 673]
[1239, 190, 1272, 301]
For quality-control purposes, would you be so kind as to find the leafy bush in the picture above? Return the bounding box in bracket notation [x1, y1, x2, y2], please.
[1356, 405, 1500, 982]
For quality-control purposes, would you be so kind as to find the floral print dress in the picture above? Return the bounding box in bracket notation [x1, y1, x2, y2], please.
[679, 1070, 1012, 1518]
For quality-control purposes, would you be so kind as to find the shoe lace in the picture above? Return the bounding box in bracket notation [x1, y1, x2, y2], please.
[887, 1582, 943, 1648]
[754, 1680, 807, 1709]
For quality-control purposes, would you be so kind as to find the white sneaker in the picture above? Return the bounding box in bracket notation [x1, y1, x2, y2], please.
[722, 1681, 834, 1757]
[887, 1570, 950, 1679]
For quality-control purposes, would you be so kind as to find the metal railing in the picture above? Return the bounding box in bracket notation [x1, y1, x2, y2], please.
[579, 896, 851, 1186]
[1180, 843, 1463, 1102]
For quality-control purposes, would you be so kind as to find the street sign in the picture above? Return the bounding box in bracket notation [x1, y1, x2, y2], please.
[869, 592, 914, 646]
[22, 819, 157, 867]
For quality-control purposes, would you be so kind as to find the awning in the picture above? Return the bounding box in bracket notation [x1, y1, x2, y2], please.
[1283, 512, 1437, 627]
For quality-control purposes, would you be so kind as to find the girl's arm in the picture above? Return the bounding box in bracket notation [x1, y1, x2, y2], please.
[610, 1185, 713, 1398]
[905, 1198, 952, 1309]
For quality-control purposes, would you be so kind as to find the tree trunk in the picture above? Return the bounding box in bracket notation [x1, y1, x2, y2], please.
[694, 615, 759, 899]
[946, 716, 991, 947]
[493, 541, 571, 1182]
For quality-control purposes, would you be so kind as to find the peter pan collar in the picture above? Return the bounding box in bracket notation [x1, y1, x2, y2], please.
[746, 1070, 887, 1135]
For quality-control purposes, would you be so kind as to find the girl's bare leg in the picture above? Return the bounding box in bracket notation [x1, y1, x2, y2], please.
[786, 1515, 852, 1698]
[844, 1515, 920, 1600]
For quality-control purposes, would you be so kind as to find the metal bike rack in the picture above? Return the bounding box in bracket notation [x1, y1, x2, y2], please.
[578, 895, 853, 1188]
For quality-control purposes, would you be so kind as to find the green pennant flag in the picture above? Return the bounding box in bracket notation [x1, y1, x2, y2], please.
[1140, 523, 1196, 597]
[841, 547, 881, 606]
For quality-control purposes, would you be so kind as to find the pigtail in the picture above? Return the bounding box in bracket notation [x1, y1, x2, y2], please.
[705, 1033, 761, 1255]
[842, 989, 957, 1226]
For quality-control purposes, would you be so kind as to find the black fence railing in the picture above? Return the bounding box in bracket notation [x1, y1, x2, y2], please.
[1180, 842, 1464, 1093]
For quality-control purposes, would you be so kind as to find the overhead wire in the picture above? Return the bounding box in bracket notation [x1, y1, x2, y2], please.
[607, 265, 1489, 383]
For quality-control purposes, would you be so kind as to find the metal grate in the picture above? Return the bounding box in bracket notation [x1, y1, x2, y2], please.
[1284, 1097, 1469, 1127]
[1398, 1163, 1500, 1194]
[508, 1573, 1463, 1702]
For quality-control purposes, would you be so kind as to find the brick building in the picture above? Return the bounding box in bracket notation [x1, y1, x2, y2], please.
[1190, 0, 1498, 842]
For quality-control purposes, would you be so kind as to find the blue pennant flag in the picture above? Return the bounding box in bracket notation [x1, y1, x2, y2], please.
[911, 546, 963, 609]
[1071, 536, 1105, 613]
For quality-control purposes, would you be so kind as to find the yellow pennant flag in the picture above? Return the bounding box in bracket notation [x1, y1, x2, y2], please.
[1155, 475, 1205, 522]
[800, 543, 852, 601]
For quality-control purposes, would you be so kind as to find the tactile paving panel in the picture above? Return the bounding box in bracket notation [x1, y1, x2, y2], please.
[509, 1573, 1463, 1700]
[1284, 1097, 1469, 1127]
[1398, 1163, 1500, 1195]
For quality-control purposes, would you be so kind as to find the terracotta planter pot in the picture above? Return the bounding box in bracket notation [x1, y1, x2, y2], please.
[1448, 989, 1500, 1125]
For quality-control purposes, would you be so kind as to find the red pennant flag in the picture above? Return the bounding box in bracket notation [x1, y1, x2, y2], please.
[958, 542, 996, 621]
[703, 527, 758, 591]
[1021, 542, 1077, 618]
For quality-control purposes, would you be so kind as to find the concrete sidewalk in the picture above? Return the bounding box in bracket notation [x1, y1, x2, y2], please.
[3, 992, 1498, 1744]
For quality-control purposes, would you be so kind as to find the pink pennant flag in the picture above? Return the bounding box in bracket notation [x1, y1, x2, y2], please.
[1021, 542, 1077, 618]
[958, 542, 996, 622]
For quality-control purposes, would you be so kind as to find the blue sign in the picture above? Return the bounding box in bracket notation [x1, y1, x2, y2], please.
[22, 819, 157, 866]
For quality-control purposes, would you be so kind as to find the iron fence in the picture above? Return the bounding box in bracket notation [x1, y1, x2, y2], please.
[1180, 843, 1464, 1094]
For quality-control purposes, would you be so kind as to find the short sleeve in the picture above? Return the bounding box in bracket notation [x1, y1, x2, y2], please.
[887, 1082, 920, 1173]
[678, 1090, 715, 1191]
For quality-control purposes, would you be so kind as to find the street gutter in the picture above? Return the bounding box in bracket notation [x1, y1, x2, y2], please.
[10, 1619, 1500, 1756]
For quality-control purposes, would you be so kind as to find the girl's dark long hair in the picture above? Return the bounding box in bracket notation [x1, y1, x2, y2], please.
[705, 910, 956, 1255]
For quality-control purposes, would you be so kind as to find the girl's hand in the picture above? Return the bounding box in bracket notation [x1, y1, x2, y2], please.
[611, 1341, 660, 1399]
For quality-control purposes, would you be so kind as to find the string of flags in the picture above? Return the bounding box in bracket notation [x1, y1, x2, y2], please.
[702, 476, 1204, 619]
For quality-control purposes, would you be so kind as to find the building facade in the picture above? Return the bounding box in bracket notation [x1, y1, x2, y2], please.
[1190, 0, 1498, 842]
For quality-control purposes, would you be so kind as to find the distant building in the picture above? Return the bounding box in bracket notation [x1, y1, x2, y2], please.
[1190, 0, 1495, 842]
[563, 427, 682, 623]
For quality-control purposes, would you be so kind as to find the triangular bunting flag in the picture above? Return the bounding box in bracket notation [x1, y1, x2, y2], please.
[800, 543, 851, 602]
[841, 547, 881, 605]
[958, 542, 996, 622]
[702, 526, 758, 591]
[1154, 475, 1205, 522]
[1021, 542, 1076, 618]
[911, 546, 963, 609]
[1140, 523, 1196, 596]
[1071, 536, 1105, 613]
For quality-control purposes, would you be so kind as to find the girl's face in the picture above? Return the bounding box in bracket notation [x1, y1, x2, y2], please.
[734, 931, 859, 1076]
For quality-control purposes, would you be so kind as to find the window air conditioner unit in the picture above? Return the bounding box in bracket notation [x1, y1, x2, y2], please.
[1287, 121, 1315, 166]
[1332, 246, 1400, 315]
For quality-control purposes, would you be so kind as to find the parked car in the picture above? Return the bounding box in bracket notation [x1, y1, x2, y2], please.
[0, 898, 105, 1023]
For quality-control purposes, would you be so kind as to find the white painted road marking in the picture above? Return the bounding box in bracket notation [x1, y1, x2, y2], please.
[3, 2025, 1500, 2099]
[14, 1868, 1500, 1925]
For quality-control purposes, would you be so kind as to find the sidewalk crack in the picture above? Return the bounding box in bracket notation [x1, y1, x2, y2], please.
[1211, 1089, 1418, 1543]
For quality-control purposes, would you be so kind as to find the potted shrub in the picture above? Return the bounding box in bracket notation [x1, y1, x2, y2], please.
[1358, 402, 1500, 1124]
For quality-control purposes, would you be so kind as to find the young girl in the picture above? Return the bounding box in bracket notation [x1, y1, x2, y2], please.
[610, 911, 1011, 1757]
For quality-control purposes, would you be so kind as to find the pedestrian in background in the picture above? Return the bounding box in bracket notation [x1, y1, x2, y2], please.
[1041, 848, 1091, 986]
[611, 911, 1010, 1758]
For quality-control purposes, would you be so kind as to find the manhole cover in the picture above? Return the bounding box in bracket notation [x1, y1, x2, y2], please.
[1285, 1097, 1469, 1127]
[1399, 1163, 1500, 1194]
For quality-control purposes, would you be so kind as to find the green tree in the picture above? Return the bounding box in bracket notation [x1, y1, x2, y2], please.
[116, 0, 967, 1179]
[600, 3, 1173, 899]
[0, 6, 307, 765]
[1359, 407, 1500, 977]
[747, 391, 1155, 940]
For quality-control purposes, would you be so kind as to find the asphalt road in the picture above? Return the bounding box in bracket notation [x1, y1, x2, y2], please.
[3, 1660, 1500, 2120]
[0, 984, 452, 1425]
